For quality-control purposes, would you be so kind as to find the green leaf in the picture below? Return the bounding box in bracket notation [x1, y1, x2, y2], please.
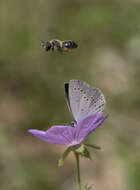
[58, 146, 72, 167]
[84, 143, 101, 150]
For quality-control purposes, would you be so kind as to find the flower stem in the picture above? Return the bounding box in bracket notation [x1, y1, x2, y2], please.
[74, 151, 82, 190]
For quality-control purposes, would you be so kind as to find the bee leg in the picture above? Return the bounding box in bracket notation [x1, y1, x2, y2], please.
[51, 46, 54, 51]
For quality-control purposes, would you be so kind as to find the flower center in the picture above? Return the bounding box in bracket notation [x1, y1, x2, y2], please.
[69, 140, 80, 146]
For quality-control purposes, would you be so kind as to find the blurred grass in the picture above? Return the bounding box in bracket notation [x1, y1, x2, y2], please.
[0, 0, 140, 189]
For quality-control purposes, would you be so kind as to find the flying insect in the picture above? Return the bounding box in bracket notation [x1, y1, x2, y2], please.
[41, 39, 78, 52]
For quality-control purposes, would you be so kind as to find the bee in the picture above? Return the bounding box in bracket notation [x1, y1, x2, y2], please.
[41, 39, 78, 52]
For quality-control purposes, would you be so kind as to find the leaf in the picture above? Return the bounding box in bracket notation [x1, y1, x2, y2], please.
[58, 146, 72, 167]
[84, 143, 101, 150]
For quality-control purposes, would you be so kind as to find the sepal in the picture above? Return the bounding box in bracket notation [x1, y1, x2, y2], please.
[58, 146, 72, 167]
[58, 144, 81, 167]
[84, 143, 101, 150]
[76, 144, 92, 160]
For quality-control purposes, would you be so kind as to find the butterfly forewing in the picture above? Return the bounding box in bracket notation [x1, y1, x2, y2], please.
[67, 80, 105, 122]
[68, 80, 86, 121]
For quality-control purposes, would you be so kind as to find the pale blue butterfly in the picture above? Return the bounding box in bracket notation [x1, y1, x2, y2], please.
[65, 80, 106, 122]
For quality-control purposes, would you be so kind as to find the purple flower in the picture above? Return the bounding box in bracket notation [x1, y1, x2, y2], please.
[28, 112, 107, 146]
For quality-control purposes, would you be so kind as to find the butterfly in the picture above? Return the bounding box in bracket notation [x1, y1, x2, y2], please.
[65, 80, 106, 122]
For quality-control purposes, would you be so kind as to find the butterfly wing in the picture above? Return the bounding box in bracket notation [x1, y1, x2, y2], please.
[66, 80, 106, 122]
[64, 83, 71, 113]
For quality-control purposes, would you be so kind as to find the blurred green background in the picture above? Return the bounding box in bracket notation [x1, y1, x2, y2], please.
[0, 0, 140, 189]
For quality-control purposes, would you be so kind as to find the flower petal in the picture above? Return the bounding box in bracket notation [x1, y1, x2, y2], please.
[28, 125, 75, 146]
[89, 114, 108, 132]
[74, 112, 105, 142]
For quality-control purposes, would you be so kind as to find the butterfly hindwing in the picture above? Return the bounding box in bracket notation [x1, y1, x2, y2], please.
[66, 80, 105, 122]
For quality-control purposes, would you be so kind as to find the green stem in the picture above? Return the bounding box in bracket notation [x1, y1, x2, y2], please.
[74, 151, 82, 190]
